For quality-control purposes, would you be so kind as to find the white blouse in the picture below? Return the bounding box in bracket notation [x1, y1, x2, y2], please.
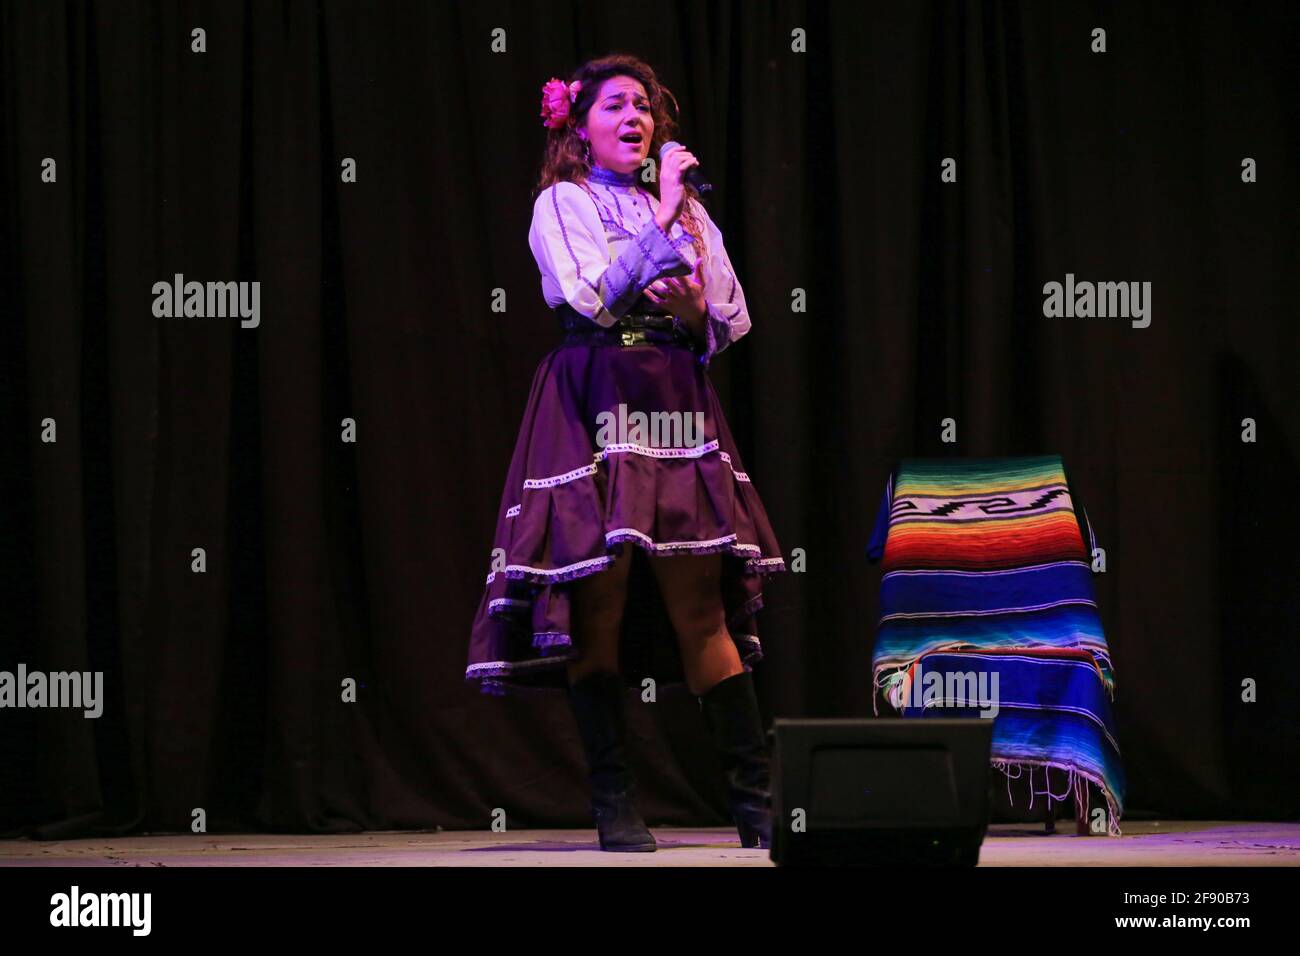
[528, 176, 751, 367]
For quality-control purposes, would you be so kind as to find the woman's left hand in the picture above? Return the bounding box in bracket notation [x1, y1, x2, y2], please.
[643, 257, 707, 335]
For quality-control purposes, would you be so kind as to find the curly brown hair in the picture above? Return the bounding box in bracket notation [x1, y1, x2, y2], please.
[534, 53, 707, 264]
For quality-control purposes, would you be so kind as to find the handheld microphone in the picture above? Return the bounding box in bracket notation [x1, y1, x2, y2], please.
[659, 141, 713, 193]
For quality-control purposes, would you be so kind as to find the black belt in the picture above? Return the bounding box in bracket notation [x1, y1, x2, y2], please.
[554, 301, 693, 348]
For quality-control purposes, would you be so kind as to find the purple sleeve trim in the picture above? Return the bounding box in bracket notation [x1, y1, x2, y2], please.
[551, 186, 616, 324]
[602, 218, 689, 316]
[551, 185, 688, 320]
[694, 230, 746, 363]
[650, 218, 676, 249]
[696, 302, 734, 369]
[551, 186, 583, 284]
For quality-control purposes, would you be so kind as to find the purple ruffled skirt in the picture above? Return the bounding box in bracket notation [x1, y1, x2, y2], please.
[465, 327, 786, 695]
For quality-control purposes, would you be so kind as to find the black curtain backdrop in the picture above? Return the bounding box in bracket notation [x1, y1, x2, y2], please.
[2, 0, 1296, 838]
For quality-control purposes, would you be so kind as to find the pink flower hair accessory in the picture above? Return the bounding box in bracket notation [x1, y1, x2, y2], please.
[540, 77, 582, 129]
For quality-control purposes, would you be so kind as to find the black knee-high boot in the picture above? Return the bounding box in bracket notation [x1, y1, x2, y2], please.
[700, 670, 773, 848]
[566, 671, 657, 852]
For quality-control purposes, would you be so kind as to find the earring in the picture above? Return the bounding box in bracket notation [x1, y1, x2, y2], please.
[582, 138, 591, 165]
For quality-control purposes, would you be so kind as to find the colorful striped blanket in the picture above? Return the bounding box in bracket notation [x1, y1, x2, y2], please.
[866, 456, 1125, 834]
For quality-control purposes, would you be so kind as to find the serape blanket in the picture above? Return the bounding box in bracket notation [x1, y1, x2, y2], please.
[866, 456, 1125, 834]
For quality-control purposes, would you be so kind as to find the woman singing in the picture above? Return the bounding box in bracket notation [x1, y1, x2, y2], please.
[466, 54, 786, 851]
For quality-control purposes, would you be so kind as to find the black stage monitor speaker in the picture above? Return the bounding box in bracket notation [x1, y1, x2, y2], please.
[770, 718, 994, 866]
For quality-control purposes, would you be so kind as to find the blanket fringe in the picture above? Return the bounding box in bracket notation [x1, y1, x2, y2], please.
[992, 758, 1122, 836]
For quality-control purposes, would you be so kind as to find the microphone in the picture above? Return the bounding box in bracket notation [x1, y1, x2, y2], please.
[659, 141, 713, 193]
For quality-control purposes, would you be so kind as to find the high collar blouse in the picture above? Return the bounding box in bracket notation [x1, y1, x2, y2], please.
[528, 169, 751, 367]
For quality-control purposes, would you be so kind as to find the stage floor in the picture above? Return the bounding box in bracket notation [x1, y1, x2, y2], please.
[1, 821, 1298, 866]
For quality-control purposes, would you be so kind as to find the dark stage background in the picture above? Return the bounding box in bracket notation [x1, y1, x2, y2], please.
[2, 1, 1296, 838]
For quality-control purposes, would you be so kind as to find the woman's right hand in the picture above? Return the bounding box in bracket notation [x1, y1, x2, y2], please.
[655, 147, 700, 231]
